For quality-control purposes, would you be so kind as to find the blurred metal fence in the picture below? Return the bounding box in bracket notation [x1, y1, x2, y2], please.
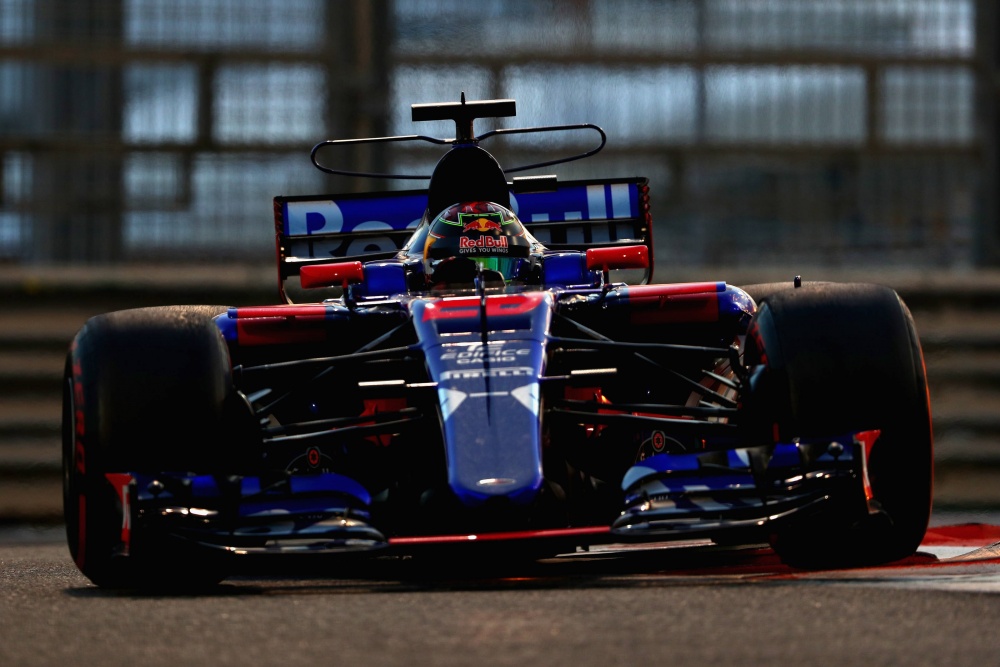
[0, 0, 995, 269]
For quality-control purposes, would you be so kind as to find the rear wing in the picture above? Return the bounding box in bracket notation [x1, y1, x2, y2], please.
[274, 177, 652, 301]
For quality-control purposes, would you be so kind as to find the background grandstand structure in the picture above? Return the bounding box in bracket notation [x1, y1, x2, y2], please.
[0, 0, 997, 270]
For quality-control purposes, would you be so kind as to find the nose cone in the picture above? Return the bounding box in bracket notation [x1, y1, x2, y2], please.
[437, 379, 544, 508]
[411, 293, 553, 511]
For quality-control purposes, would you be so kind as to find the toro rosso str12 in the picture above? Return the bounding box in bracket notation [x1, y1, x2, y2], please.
[63, 96, 933, 589]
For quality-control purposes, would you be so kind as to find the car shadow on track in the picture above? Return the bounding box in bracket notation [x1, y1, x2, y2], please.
[63, 539, 947, 598]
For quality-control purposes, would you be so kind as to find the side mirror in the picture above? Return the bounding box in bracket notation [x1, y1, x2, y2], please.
[585, 245, 649, 272]
[300, 261, 365, 289]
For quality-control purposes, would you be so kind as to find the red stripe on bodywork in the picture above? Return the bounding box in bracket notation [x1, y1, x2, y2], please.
[236, 320, 328, 345]
[105, 473, 133, 555]
[389, 525, 611, 545]
[300, 261, 363, 289]
[421, 292, 547, 321]
[232, 305, 332, 319]
[854, 429, 881, 502]
[230, 306, 332, 345]
[624, 282, 724, 298]
[623, 282, 724, 324]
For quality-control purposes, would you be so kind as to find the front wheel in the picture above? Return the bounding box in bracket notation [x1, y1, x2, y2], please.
[745, 282, 933, 568]
[63, 305, 233, 589]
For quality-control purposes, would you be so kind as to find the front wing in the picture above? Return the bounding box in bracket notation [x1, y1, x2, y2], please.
[101, 433, 878, 557]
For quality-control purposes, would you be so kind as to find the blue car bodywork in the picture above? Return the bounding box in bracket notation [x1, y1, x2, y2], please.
[68, 98, 918, 580]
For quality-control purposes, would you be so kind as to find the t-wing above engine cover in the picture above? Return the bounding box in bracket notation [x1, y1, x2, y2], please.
[411, 95, 516, 142]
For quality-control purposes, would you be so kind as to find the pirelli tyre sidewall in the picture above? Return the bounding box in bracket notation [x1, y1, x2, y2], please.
[63, 305, 232, 589]
[744, 282, 933, 569]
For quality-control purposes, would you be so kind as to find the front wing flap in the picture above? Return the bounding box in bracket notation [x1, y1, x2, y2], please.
[613, 434, 877, 540]
[124, 471, 388, 555]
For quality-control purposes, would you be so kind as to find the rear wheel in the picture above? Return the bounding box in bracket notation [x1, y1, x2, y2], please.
[63, 305, 233, 589]
[740, 279, 833, 306]
[745, 283, 933, 568]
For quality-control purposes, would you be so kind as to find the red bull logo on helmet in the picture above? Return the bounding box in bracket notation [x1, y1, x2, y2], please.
[458, 211, 505, 233]
[462, 218, 503, 232]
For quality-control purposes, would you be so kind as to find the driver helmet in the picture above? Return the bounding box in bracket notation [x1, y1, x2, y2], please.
[423, 201, 534, 287]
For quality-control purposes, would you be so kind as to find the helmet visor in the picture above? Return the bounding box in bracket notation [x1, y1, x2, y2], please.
[471, 256, 525, 282]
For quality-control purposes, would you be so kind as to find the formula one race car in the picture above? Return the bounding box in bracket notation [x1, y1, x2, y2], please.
[63, 96, 934, 589]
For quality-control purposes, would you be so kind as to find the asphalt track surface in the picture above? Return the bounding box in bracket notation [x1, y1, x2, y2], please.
[3, 517, 1000, 667]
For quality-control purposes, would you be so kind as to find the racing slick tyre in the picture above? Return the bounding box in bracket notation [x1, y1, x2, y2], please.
[740, 280, 831, 306]
[744, 283, 933, 569]
[63, 305, 234, 589]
